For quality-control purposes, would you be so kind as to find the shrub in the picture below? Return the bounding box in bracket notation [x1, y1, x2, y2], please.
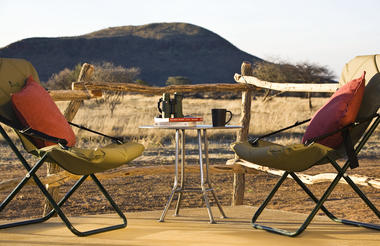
[92, 62, 140, 117]
[135, 79, 149, 86]
[166, 76, 191, 86]
[47, 62, 141, 117]
[45, 64, 82, 90]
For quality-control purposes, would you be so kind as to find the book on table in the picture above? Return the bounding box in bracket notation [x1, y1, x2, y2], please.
[154, 117, 203, 126]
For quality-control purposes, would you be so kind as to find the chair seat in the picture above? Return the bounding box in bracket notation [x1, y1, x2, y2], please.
[40, 142, 145, 175]
[231, 140, 334, 172]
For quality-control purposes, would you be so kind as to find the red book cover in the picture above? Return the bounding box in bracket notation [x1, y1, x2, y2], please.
[154, 117, 203, 123]
[169, 117, 203, 122]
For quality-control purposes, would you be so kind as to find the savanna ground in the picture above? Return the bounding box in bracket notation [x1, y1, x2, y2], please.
[0, 94, 379, 225]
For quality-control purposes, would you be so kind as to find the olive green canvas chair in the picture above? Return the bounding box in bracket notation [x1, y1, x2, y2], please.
[232, 72, 380, 236]
[0, 58, 145, 236]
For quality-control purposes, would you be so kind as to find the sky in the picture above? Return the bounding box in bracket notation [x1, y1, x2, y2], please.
[1, 0, 379, 79]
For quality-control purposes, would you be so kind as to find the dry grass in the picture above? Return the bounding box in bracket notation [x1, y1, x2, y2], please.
[55, 94, 379, 152]
[1, 93, 375, 159]
[1, 94, 379, 221]
[59, 94, 323, 140]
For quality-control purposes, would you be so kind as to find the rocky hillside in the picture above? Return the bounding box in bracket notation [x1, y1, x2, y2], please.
[0, 22, 262, 85]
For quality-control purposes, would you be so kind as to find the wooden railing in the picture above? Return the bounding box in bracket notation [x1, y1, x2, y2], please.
[49, 89, 102, 101]
[42, 62, 257, 212]
[234, 73, 339, 92]
[2, 62, 378, 213]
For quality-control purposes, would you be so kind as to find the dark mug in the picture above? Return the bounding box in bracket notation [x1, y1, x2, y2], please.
[211, 109, 232, 127]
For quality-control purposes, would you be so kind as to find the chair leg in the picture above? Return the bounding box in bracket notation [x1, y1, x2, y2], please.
[289, 172, 339, 221]
[252, 170, 339, 236]
[0, 125, 127, 236]
[90, 174, 127, 230]
[0, 154, 51, 229]
[251, 163, 379, 236]
[35, 174, 127, 237]
[1, 161, 127, 236]
[252, 172, 289, 224]
[251, 170, 323, 236]
[329, 160, 380, 230]
[251, 172, 295, 235]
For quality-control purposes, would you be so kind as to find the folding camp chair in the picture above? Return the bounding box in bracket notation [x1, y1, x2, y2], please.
[0, 58, 145, 236]
[232, 72, 380, 236]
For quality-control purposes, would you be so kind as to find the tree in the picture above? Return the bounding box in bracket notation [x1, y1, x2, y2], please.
[252, 60, 335, 108]
[293, 62, 335, 108]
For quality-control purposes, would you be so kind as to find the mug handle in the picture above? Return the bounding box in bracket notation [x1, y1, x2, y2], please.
[225, 110, 233, 125]
[157, 98, 163, 114]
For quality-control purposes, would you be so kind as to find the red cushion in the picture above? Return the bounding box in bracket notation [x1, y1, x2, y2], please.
[11, 76, 76, 148]
[302, 72, 366, 148]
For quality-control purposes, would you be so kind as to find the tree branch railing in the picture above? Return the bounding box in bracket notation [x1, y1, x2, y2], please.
[72, 81, 257, 94]
[48, 89, 102, 101]
[4, 61, 377, 211]
[234, 73, 340, 92]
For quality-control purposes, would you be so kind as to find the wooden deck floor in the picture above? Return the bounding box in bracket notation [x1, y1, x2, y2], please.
[0, 206, 379, 246]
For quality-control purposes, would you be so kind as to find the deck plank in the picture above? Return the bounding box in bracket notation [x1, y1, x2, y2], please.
[0, 206, 379, 245]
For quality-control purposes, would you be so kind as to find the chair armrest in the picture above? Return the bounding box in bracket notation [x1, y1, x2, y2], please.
[68, 121, 124, 144]
[19, 127, 69, 149]
[249, 118, 311, 146]
[0, 114, 69, 149]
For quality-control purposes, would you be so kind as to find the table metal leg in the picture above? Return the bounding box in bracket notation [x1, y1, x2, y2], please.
[160, 128, 226, 223]
[159, 129, 180, 222]
[174, 129, 185, 216]
[198, 129, 216, 224]
[203, 129, 226, 219]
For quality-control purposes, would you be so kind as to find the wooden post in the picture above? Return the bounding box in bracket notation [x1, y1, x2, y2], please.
[232, 61, 253, 206]
[43, 63, 94, 215]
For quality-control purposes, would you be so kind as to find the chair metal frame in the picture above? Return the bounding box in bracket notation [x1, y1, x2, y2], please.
[249, 113, 380, 236]
[0, 122, 127, 237]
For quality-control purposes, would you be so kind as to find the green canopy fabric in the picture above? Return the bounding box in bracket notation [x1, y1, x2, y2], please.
[339, 54, 380, 86]
[0, 58, 40, 120]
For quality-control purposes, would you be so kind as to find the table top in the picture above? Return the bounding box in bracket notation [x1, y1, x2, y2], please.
[139, 124, 242, 130]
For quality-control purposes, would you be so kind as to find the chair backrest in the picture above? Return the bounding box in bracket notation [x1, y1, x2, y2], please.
[350, 73, 380, 144]
[0, 58, 41, 152]
[0, 58, 40, 121]
[331, 72, 380, 160]
[338, 54, 380, 146]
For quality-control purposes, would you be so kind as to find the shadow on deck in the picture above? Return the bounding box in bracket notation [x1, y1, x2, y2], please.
[0, 206, 379, 246]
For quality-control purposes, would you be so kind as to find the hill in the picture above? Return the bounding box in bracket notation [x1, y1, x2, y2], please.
[0, 22, 262, 85]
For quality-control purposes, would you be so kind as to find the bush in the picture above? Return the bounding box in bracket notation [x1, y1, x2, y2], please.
[47, 62, 141, 116]
[166, 76, 191, 86]
[135, 79, 149, 86]
[45, 64, 82, 90]
[91, 62, 140, 83]
[92, 62, 140, 117]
